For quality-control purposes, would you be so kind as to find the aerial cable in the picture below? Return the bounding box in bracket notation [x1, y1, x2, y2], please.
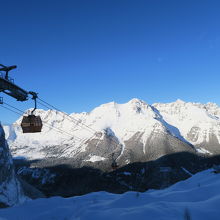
[37, 98, 119, 156]
[0, 104, 23, 116]
[42, 123, 81, 141]
[37, 100, 81, 133]
[42, 121, 82, 141]
[37, 100, 52, 110]
[3, 102, 26, 114]
[37, 97, 123, 160]
[37, 98, 113, 150]
[0, 103, 82, 141]
[38, 97, 123, 165]
[37, 97, 122, 157]
[68, 131, 103, 157]
[38, 98, 96, 133]
[37, 100, 88, 140]
[37, 97, 96, 133]
[38, 99, 94, 134]
[10, 104, 83, 140]
[20, 104, 82, 141]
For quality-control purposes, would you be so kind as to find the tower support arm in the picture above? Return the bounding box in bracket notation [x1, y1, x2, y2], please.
[0, 76, 29, 101]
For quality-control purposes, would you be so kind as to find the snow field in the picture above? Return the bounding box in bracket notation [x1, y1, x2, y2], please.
[0, 169, 220, 220]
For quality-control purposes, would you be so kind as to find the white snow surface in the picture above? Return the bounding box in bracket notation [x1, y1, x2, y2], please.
[197, 147, 213, 155]
[3, 98, 220, 159]
[85, 155, 106, 162]
[0, 169, 220, 220]
[153, 99, 220, 145]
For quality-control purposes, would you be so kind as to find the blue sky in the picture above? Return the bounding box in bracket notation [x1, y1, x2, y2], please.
[0, 0, 220, 123]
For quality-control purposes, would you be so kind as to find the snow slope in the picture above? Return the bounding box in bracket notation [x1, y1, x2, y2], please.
[0, 169, 219, 220]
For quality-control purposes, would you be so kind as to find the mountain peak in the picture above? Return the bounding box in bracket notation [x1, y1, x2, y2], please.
[175, 99, 186, 104]
[127, 98, 148, 106]
[129, 98, 143, 102]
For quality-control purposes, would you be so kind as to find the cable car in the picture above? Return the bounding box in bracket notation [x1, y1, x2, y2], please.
[111, 161, 119, 170]
[21, 92, 43, 133]
[21, 115, 42, 133]
[111, 153, 119, 170]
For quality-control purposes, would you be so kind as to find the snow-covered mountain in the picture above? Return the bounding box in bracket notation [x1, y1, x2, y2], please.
[153, 99, 220, 154]
[3, 99, 220, 168]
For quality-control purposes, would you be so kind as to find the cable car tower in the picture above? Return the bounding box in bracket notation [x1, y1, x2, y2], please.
[0, 64, 42, 133]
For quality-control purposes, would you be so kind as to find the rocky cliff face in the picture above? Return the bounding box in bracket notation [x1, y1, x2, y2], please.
[0, 124, 23, 208]
[153, 100, 220, 155]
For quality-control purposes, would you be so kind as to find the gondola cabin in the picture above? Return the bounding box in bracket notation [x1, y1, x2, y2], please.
[21, 115, 43, 133]
[111, 161, 119, 170]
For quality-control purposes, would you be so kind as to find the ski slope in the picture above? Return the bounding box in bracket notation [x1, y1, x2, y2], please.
[0, 169, 219, 220]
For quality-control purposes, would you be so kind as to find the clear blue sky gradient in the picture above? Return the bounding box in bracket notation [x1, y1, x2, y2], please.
[0, 0, 220, 123]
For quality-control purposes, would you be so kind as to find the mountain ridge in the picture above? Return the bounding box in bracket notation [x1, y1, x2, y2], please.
[3, 98, 220, 168]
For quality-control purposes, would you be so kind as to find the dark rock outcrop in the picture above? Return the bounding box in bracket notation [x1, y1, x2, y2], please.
[0, 124, 23, 207]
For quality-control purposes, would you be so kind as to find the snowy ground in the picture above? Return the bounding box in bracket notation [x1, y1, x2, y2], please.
[0, 169, 220, 220]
